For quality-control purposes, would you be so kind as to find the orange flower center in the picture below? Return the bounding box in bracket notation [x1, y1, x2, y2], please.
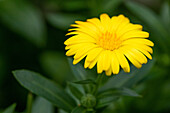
[97, 31, 122, 50]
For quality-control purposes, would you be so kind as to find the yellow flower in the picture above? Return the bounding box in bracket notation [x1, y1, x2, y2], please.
[64, 13, 154, 76]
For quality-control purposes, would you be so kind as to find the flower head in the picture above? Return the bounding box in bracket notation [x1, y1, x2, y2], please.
[64, 13, 154, 76]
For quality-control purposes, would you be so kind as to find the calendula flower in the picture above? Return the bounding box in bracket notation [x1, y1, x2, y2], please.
[64, 13, 154, 76]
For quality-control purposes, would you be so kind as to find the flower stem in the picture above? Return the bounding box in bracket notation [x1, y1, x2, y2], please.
[26, 92, 33, 113]
[92, 73, 104, 95]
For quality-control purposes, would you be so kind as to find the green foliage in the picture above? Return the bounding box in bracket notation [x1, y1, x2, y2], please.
[74, 79, 96, 85]
[62, 0, 87, 11]
[11, 66, 142, 113]
[100, 60, 154, 91]
[98, 88, 141, 98]
[32, 97, 54, 113]
[26, 93, 33, 113]
[81, 94, 96, 109]
[0, 0, 46, 47]
[68, 82, 84, 100]
[71, 106, 86, 113]
[40, 51, 73, 85]
[68, 58, 96, 93]
[46, 13, 85, 30]
[101, 0, 122, 13]
[13, 70, 76, 112]
[96, 88, 141, 108]
[125, 1, 170, 52]
[2, 104, 16, 113]
[68, 58, 96, 81]
[160, 1, 170, 31]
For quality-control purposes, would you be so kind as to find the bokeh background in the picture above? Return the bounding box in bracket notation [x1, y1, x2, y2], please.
[0, 0, 170, 112]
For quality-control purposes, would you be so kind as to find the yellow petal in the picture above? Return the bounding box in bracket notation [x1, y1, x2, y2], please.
[75, 21, 100, 38]
[115, 15, 130, 32]
[65, 45, 70, 50]
[123, 46, 148, 64]
[120, 30, 149, 40]
[70, 24, 79, 28]
[68, 28, 78, 31]
[100, 13, 110, 23]
[97, 51, 105, 73]
[103, 50, 111, 71]
[117, 23, 142, 37]
[128, 44, 153, 54]
[110, 15, 126, 31]
[66, 49, 77, 56]
[84, 58, 90, 68]
[65, 43, 83, 50]
[86, 47, 103, 61]
[64, 35, 96, 45]
[105, 66, 112, 76]
[66, 43, 91, 56]
[121, 48, 142, 69]
[111, 51, 120, 74]
[74, 44, 98, 59]
[110, 16, 119, 31]
[84, 47, 103, 68]
[135, 48, 152, 60]
[100, 13, 111, 30]
[122, 38, 154, 47]
[87, 18, 104, 31]
[88, 56, 99, 69]
[115, 49, 130, 73]
[66, 31, 79, 36]
[65, 44, 81, 56]
[73, 54, 86, 65]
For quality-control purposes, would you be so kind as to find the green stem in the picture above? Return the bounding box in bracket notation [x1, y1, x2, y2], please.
[26, 92, 33, 113]
[92, 73, 104, 95]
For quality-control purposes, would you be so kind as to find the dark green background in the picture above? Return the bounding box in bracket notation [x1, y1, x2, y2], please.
[0, 0, 170, 112]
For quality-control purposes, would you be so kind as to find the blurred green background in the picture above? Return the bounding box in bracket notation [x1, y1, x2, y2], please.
[0, 0, 170, 112]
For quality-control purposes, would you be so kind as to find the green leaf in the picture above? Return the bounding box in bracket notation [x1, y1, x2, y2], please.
[0, 0, 46, 47]
[40, 51, 73, 85]
[2, 104, 16, 113]
[160, 1, 170, 31]
[71, 106, 86, 113]
[32, 97, 54, 113]
[13, 69, 76, 112]
[58, 109, 68, 113]
[67, 58, 96, 93]
[100, 60, 154, 91]
[122, 60, 155, 88]
[96, 88, 140, 108]
[68, 82, 84, 100]
[96, 96, 119, 109]
[98, 88, 141, 98]
[74, 79, 96, 85]
[46, 13, 85, 30]
[125, 1, 170, 50]
[67, 58, 96, 80]
[99, 67, 137, 90]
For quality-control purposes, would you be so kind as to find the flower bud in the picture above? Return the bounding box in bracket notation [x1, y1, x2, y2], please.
[81, 94, 96, 108]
